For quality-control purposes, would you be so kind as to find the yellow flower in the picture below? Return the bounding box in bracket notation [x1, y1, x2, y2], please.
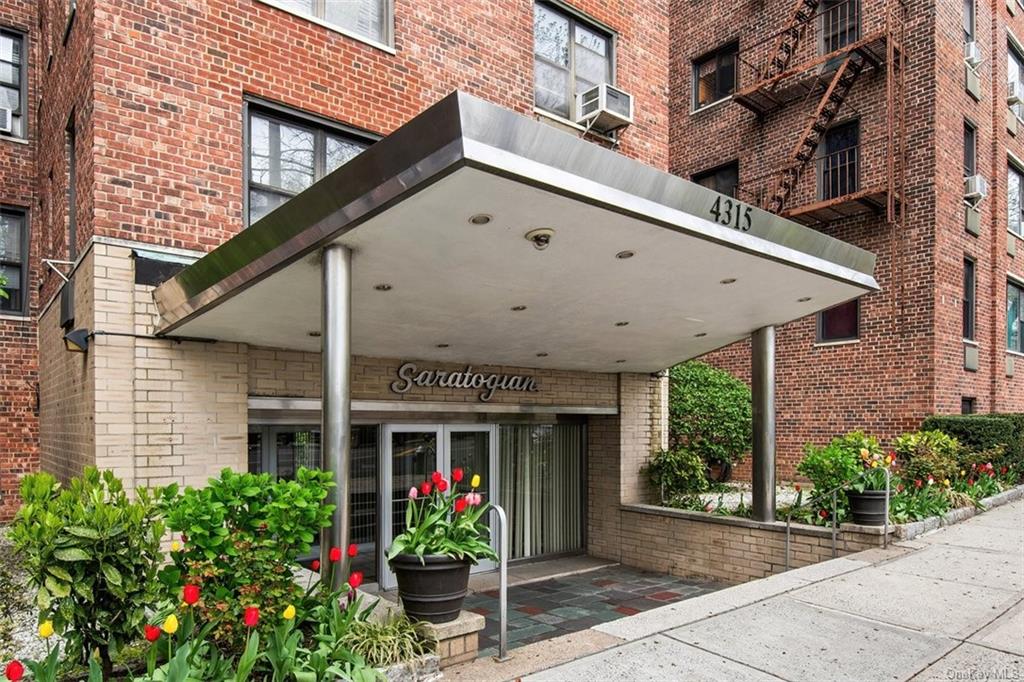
[860, 449, 870, 460]
[943, 479, 951, 487]
[960, 470, 966, 476]
[885, 455, 893, 465]
[171, 540, 181, 552]
[162, 614, 179, 635]
[471, 474, 481, 489]
[282, 604, 296, 620]
[38, 620, 54, 639]
[870, 460, 880, 468]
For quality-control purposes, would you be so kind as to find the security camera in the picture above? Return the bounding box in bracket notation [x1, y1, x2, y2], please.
[525, 228, 555, 250]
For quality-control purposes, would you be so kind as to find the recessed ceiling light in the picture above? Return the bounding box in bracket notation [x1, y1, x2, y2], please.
[436, 343, 450, 348]
[511, 305, 527, 311]
[798, 296, 813, 302]
[308, 331, 321, 337]
[616, 250, 635, 259]
[615, 359, 627, 363]
[720, 278, 737, 285]
[694, 332, 708, 338]
[469, 214, 492, 225]
[615, 321, 629, 327]
[374, 283, 392, 291]
[536, 352, 549, 357]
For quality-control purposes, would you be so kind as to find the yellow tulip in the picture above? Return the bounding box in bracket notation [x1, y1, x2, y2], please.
[283, 604, 296, 620]
[38, 620, 54, 639]
[960, 470, 966, 476]
[162, 614, 179, 635]
[471, 474, 481, 488]
[170, 540, 181, 552]
[870, 461, 879, 468]
[943, 479, 951, 487]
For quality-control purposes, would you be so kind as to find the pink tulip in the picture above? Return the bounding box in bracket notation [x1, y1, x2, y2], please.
[408, 486, 418, 500]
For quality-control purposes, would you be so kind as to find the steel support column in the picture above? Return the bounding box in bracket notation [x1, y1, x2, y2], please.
[320, 244, 352, 588]
[751, 325, 776, 522]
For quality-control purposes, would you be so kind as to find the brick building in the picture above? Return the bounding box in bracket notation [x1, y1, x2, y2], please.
[675, 0, 1024, 479]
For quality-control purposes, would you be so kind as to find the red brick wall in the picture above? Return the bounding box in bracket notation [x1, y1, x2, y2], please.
[0, 0, 38, 520]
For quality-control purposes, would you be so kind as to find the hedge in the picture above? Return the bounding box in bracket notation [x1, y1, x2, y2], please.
[973, 413, 1024, 465]
[920, 414, 1018, 462]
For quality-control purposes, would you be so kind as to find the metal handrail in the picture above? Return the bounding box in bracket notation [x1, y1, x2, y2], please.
[784, 467, 890, 571]
[488, 504, 512, 662]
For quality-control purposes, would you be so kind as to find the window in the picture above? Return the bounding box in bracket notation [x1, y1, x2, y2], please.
[0, 30, 26, 138]
[818, 298, 859, 342]
[1008, 280, 1024, 353]
[66, 116, 76, 258]
[1009, 164, 1023, 236]
[533, 2, 613, 120]
[692, 161, 739, 198]
[1009, 42, 1024, 119]
[693, 42, 737, 110]
[0, 208, 27, 314]
[246, 106, 373, 225]
[268, 0, 390, 46]
[821, 0, 859, 54]
[820, 120, 859, 200]
[963, 0, 974, 42]
[963, 121, 976, 178]
[964, 257, 976, 341]
[961, 397, 976, 414]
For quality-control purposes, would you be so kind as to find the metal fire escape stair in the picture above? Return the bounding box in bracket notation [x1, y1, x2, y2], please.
[764, 0, 822, 82]
[764, 53, 866, 215]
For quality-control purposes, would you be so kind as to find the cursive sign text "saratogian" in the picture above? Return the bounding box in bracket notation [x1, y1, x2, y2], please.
[390, 362, 540, 402]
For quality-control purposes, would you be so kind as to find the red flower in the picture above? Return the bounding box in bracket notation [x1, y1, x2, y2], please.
[454, 496, 468, 513]
[420, 481, 433, 495]
[4, 661, 23, 681]
[794, 484, 801, 492]
[144, 624, 161, 642]
[310, 559, 321, 571]
[914, 479, 923, 489]
[452, 468, 464, 483]
[437, 479, 449, 493]
[818, 509, 828, 519]
[347, 543, 358, 558]
[243, 606, 260, 628]
[897, 483, 905, 493]
[348, 571, 364, 590]
[183, 584, 200, 606]
[431, 471, 443, 485]
[329, 547, 342, 563]
[1001, 466, 1009, 475]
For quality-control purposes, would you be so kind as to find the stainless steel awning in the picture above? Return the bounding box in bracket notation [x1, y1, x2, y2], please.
[153, 91, 878, 373]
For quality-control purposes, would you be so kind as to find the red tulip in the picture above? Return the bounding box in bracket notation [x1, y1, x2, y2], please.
[818, 509, 828, 519]
[420, 481, 432, 495]
[310, 559, 321, 571]
[452, 468, 464, 483]
[437, 479, 449, 493]
[347, 543, 358, 558]
[914, 479, 923, 489]
[183, 584, 200, 606]
[144, 624, 161, 642]
[243, 606, 260, 628]
[4, 661, 23, 681]
[968, 478, 975, 486]
[454, 496, 468, 513]
[794, 484, 801, 492]
[431, 471, 443, 485]
[329, 547, 342, 563]
[348, 571, 364, 590]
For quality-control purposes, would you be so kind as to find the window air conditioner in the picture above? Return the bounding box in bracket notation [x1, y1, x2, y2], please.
[0, 108, 12, 135]
[575, 83, 634, 134]
[964, 174, 989, 200]
[964, 41, 982, 68]
[1009, 80, 1024, 106]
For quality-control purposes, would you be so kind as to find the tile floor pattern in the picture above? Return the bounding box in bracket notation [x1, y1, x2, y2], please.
[463, 565, 722, 658]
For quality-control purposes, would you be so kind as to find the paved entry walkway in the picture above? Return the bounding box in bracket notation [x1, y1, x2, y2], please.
[518, 499, 1024, 682]
[464, 565, 722, 658]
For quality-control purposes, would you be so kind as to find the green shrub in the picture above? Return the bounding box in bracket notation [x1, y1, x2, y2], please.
[11, 469, 166, 678]
[921, 415, 1013, 455]
[972, 413, 1024, 478]
[893, 430, 961, 484]
[341, 613, 434, 668]
[797, 432, 879, 501]
[645, 448, 709, 502]
[668, 361, 752, 466]
[159, 467, 334, 650]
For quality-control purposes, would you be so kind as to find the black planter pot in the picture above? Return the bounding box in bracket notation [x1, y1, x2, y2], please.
[846, 489, 890, 525]
[390, 553, 472, 624]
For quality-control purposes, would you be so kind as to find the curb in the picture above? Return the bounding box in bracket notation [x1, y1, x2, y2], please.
[894, 483, 1024, 540]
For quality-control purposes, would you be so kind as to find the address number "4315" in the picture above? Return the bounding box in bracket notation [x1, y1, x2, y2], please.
[710, 196, 753, 232]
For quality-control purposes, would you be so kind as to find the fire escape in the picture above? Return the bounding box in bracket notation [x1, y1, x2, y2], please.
[733, 0, 907, 228]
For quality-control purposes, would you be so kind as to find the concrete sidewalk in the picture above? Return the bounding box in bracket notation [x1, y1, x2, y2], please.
[519, 500, 1024, 682]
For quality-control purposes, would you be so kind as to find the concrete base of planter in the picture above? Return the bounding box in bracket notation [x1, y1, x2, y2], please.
[417, 610, 486, 668]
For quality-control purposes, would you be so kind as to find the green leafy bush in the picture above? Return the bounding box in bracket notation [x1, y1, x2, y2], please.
[645, 448, 709, 502]
[921, 415, 1013, 456]
[668, 362, 752, 466]
[11, 468, 166, 678]
[797, 432, 879, 500]
[159, 468, 334, 649]
[341, 613, 433, 668]
[971, 414, 1024, 478]
[893, 430, 961, 484]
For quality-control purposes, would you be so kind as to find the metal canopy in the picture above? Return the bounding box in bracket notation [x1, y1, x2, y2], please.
[153, 91, 878, 373]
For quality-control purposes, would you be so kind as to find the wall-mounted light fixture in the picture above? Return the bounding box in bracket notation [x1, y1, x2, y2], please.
[63, 328, 91, 353]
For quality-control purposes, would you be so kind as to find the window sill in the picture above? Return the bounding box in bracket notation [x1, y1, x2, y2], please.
[1006, 349, 1024, 358]
[1009, 229, 1024, 242]
[813, 338, 860, 348]
[0, 313, 31, 322]
[532, 108, 617, 143]
[690, 96, 733, 116]
[0, 135, 29, 146]
[254, 0, 396, 55]
[964, 339, 980, 346]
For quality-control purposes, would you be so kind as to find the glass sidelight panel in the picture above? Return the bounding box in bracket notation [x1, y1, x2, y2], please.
[499, 424, 584, 560]
[389, 430, 438, 539]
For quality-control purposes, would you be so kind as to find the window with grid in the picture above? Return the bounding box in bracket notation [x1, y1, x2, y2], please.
[693, 42, 737, 110]
[821, 0, 860, 54]
[820, 120, 859, 200]
[1009, 42, 1024, 119]
[1009, 164, 1024, 237]
[269, 0, 390, 45]
[0, 30, 25, 138]
[693, 161, 739, 198]
[247, 107, 372, 225]
[964, 258, 976, 341]
[963, 121, 976, 178]
[1009, 280, 1024, 353]
[0, 208, 26, 314]
[533, 2, 613, 120]
[818, 298, 859, 342]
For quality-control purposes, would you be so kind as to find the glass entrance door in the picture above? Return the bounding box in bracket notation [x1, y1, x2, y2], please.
[380, 424, 497, 589]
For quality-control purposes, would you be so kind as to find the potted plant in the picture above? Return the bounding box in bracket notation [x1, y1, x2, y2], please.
[846, 439, 895, 526]
[387, 469, 497, 624]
